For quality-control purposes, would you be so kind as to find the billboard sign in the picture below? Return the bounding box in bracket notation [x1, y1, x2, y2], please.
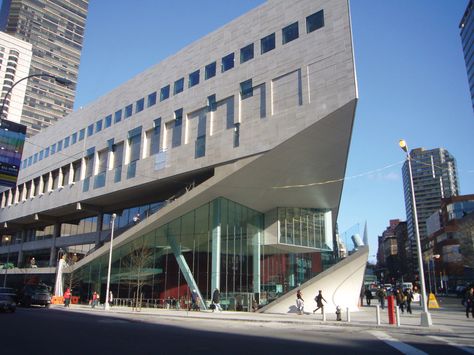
[0, 118, 26, 187]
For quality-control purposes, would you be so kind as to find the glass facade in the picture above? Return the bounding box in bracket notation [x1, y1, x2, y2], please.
[72, 198, 332, 309]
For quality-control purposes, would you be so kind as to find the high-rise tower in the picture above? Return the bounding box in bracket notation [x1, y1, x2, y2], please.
[401, 148, 459, 263]
[460, 0, 474, 112]
[0, 0, 89, 136]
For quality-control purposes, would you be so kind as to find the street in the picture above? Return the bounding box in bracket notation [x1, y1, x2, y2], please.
[1, 297, 473, 355]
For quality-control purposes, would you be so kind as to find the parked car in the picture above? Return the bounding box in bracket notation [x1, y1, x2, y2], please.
[0, 294, 16, 312]
[18, 284, 51, 307]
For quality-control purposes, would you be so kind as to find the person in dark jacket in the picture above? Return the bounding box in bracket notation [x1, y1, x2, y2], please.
[404, 288, 414, 314]
[364, 287, 373, 306]
[465, 286, 474, 318]
[212, 288, 222, 312]
[313, 290, 327, 314]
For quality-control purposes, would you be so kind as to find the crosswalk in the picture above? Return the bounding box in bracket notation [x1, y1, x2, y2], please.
[370, 330, 474, 354]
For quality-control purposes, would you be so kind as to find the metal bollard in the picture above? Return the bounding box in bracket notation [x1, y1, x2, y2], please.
[376, 305, 381, 325]
[346, 307, 350, 322]
[395, 305, 400, 327]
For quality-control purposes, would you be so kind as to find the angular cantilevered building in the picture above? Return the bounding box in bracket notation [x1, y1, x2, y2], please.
[0, 0, 358, 309]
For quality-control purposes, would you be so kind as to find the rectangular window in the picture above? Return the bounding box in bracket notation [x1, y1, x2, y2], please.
[45, 147, 50, 158]
[57, 140, 63, 152]
[136, 98, 144, 113]
[282, 22, 299, 44]
[221, 53, 235, 72]
[188, 70, 200, 88]
[207, 94, 216, 112]
[205, 62, 216, 80]
[240, 79, 253, 99]
[95, 119, 102, 133]
[105, 114, 112, 128]
[149, 118, 161, 156]
[87, 124, 94, 137]
[71, 132, 77, 145]
[306, 9, 324, 33]
[125, 104, 133, 118]
[174, 78, 184, 95]
[64, 136, 70, 148]
[51, 143, 56, 155]
[240, 43, 254, 63]
[39, 150, 44, 160]
[233, 123, 240, 148]
[114, 109, 122, 123]
[147, 92, 157, 107]
[160, 85, 170, 101]
[33, 153, 38, 163]
[28, 156, 32, 166]
[261, 33, 276, 54]
[172, 109, 183, 148]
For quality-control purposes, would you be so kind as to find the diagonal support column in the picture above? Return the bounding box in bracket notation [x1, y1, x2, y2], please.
[167, 233, 206, 310]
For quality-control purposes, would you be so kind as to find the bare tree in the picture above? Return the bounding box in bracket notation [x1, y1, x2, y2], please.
[122, 240, 154, 309]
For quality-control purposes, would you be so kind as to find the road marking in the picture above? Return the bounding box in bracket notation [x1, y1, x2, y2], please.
[428, 335, 474, 354]
[370, 331, 428, 355]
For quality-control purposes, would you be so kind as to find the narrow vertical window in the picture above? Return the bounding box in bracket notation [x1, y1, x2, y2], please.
[125, 104, 133, 118]
[174, 78, 184, 95]
[240, 43, 254, 63]
[136, 98, 144, 113]
[221, 53, 235, 72]
[160, 85, 170, 101]
[172, 109, 183, 148]
[188, 70, 200, 88]
[261, 33, 276, 54]
[147, 92, 157, 107]
[205, 62, 216, 80]
[105, 115, 112, 128]
[306, 10, 324, 33]
[233, 123, 240, 148]
[114, 109, 122, 123]
[240, 79, 253, 99]
[282, 22, 299, 44]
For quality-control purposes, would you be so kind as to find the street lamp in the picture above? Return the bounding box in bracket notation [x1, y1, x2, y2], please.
[429, 254, 441, 295]
[105, 213, 117, 311]
[399, 139, 432, 326]
[2, 235, 11, 287]
[0, 73, 73, 119]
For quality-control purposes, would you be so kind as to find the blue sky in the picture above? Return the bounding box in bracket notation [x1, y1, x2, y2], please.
[74, 1, 474, 261]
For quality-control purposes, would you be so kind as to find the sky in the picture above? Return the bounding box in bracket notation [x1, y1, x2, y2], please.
[72, 1, 474, 262]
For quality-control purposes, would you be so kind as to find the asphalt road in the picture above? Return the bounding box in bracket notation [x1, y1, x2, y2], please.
[1, 304, 474, 355]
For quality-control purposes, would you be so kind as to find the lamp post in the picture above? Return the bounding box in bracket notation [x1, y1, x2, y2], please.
[2, 236, 11, 287]
[0, 73, 73, 119]
[431, 254, 440, 295]
[105, 213, 117, 311]
[399, 139, 432, 326]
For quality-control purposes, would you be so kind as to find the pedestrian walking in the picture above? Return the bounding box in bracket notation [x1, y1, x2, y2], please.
[211, 288, 222, 312]
[404, 288, 414, 314]
[313, 290, 326, 314]
[296, 289, 304, 315]
[91, 291, 98, 308]
[63, 287, 71, 307]
[365, 286, 373, 306]
[189, 289, 200, 311]
[395, 288, 405, 314]
[377, 287, 386, 310]
[464, 286, 474, 318]
[108, 291, 113, 307]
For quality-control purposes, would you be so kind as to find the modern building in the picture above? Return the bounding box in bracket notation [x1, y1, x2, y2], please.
[0, 31, 32, 123]
[0, 0, 359, 310]
[376, 219, 401, 283]
[426, 194, 474, 289]
[0, 0, 89, 136]
[460, 0, 474, 112]
[401, 147, 459, 272]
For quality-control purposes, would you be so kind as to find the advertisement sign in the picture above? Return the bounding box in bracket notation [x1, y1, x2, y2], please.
[0, 118, 26, 187]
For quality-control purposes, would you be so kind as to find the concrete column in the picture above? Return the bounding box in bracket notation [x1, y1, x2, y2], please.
[49, 223, 61, 266]
[68, 163, 74, 185]
[17, 230, 25, 267]
[252, 230, 261, 295]
[96, 212, 104, 247]
[211, 198, 221, 293]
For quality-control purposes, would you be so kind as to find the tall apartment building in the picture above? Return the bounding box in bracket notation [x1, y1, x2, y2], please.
[0, 0, 89, 136]
[460, 0, 474, 111]
[0, 0, 362, 311]
[0, 31, 32, 123]
[401, 147, 459, 269]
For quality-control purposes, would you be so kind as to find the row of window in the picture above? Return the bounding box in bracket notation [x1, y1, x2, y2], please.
[21, 9, 324, 171]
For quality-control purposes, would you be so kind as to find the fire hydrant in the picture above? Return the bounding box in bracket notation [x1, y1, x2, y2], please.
[336, 306, 342, 321]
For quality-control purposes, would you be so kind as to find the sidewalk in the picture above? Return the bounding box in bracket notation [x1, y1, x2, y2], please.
[53, 300, 470, 334]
